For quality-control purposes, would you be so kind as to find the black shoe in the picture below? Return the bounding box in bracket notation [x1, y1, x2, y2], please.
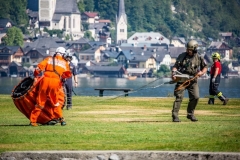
[59, 117, 66, 126]
[172, 116, 181, 122]
[66, 106, 72, 110]
[208, 98, 214, 105]
[223, 98, 229, 105]
[187, 115, 198, 122]
[46, 120, 58, 125]
[61, 121, 66, 126]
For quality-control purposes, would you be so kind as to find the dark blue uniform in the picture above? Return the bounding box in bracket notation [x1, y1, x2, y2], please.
[64, 62, 77, 109]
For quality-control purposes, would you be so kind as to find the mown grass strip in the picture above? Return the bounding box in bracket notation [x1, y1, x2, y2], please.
[0, 95, 239, 153]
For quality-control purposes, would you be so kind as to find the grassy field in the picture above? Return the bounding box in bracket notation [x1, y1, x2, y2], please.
[0, 94, 240, 153]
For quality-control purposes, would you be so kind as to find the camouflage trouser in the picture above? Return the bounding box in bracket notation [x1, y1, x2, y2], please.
[172, 82, 199, 117]
[64, 80, 73, 108]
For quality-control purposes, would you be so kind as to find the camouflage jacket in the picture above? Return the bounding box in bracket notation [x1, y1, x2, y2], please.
[173, 52, 207, 76]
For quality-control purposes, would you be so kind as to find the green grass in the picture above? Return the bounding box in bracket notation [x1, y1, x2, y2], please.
[0, 95, 240, 153]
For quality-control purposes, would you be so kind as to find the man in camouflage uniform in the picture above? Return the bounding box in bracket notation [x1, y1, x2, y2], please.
[171, 40, 208, 122]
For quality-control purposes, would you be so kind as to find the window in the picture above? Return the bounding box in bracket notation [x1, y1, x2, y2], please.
[31, 51, 38, 58]
[73, 18, 75, 28]
[120, 29, 124, 32]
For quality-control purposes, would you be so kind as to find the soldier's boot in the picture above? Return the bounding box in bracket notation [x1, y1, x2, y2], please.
[187, 98, 198, 122]
[208, 98, 215, 105]
[217, 92, 229, 105]
[172, 100, 181, 122]
[187, 113, 198, 122]
[172, 112, 181, 122]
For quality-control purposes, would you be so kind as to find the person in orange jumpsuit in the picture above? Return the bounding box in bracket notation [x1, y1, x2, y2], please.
[30, 47, 72, 126]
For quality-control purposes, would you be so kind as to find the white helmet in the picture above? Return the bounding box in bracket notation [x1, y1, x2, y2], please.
[55, 47, 66, 54]
[64, 51, 73, 61]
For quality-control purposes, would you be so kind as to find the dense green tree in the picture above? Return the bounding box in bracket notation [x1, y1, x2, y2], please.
[0, 0, 10, 19]
[2, 0, 240, 42]
[0, 0, 28, 31]
[9, 0, 28, 25]
[43, 28, 63, 38]
[82, 23, 89, 31]
[77, 0, 85, 12]
[2, 27, 24, 46]
[84, 31, 94, 41]
[84, 0, 94, 12]
[27, 0, 240, 40]
[158, 64, 170, 73]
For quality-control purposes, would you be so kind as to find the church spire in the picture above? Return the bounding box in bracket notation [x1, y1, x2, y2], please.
[116, 0, 127, 24]
[116, 0, 127, 44]
[118, 0, 126, 17]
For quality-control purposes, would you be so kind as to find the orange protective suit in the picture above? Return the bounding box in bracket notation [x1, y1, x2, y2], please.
[30, 54, 71, 124]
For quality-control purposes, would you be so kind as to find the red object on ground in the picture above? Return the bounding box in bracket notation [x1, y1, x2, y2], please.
[11, 76, 65, 124]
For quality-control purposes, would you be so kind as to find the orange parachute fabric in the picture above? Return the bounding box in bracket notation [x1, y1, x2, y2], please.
[11, 76, 65, 124]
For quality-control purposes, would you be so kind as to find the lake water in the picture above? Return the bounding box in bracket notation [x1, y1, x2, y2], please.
[1, 76, 239, 98]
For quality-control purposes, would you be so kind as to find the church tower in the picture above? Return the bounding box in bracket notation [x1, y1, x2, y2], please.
[39, 0, 56, 29]
[116, 0, 127, 44]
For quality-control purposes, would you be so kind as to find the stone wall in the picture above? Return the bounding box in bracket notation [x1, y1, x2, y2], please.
[1, 151, 240, 160]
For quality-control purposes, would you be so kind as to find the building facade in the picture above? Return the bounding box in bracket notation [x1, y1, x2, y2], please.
[116, 0, 127, 45]
[39, 0, 82, 40]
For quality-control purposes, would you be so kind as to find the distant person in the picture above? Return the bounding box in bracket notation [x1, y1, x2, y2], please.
[30, 47, 71, 126]
[171, 40, 208, 122]
[64, 51, 78, 110]
[208, 52, 229, 105]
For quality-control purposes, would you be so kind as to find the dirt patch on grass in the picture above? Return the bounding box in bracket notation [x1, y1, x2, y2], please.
[77, 109, 169, 115]
[77, 109, 222, 115]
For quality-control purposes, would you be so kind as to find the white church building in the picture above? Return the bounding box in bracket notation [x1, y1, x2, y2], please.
[39, 0, 83, 40]
[115, 0, 128, 45]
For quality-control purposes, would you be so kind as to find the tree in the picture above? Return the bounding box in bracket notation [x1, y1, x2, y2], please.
[157, 64, 171, 77]
[0, 0, 10, 19]
[84, 0, 94, 11]
[9, 0, 28, 25]
[158, 64, 170, 73]
[84, 31, 94, 41]
[2, 27, 23, 46]
[77, 0, 85, 12]
[65, 34, 71, 41]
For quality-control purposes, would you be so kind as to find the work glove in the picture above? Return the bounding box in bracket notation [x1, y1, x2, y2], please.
[211, 77, 216, 83]
[61, 71, 72, 79]
[33, 69, 40, 77]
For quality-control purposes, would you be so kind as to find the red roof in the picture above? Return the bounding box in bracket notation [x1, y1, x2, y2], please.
[98, 19, 111, 23]
[83, 12, 99, 18]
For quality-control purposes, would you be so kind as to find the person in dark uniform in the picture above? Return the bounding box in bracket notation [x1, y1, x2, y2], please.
[171, 40, 208, 122]
[64, 52, 78, 110]
[208, 52, 229, 105]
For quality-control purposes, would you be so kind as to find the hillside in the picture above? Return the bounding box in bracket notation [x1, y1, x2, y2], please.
[1, 0, 240, 41]
[82, 0, 240, 40]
